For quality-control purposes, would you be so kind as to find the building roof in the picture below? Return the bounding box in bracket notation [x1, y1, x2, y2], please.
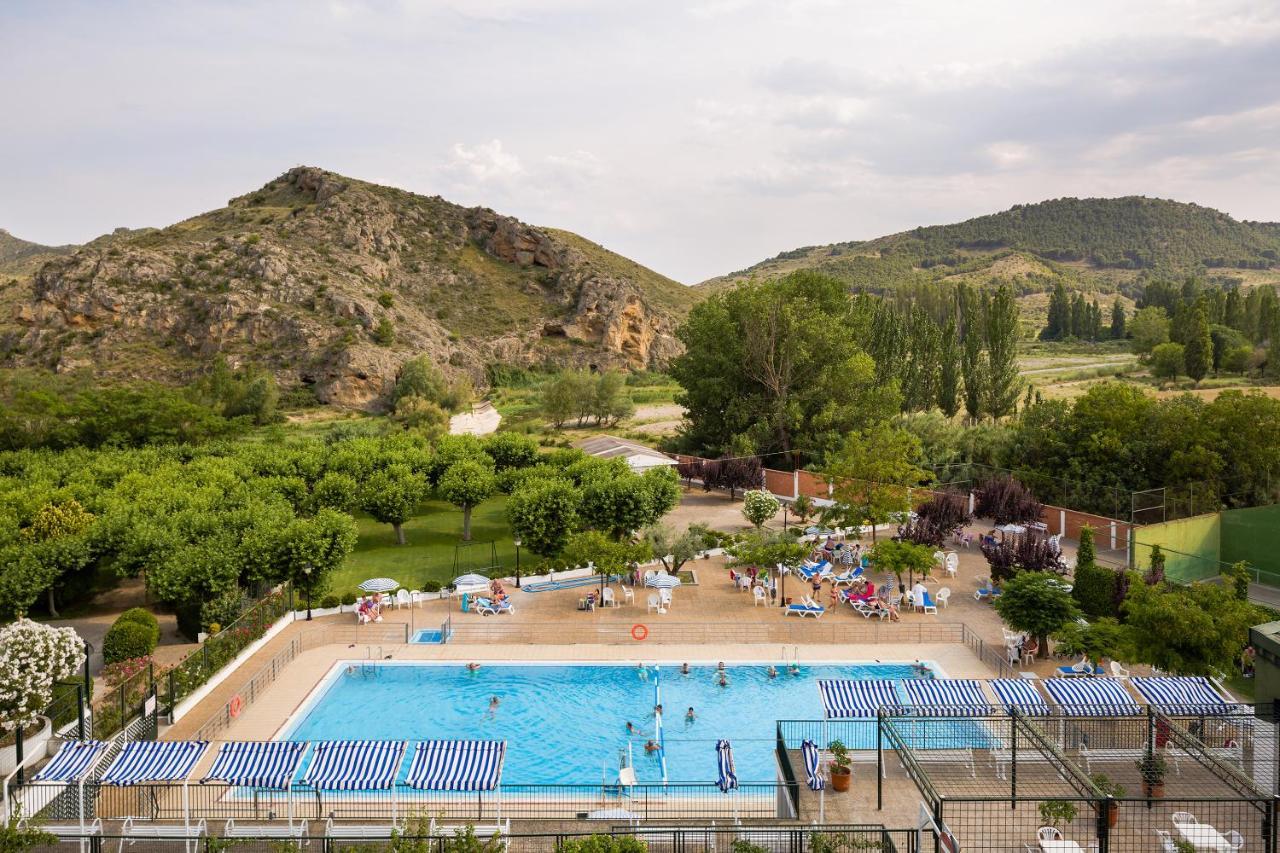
[574, 435, 677, 470]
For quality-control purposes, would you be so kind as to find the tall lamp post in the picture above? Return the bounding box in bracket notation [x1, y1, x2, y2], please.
[513, 536, 522, 588]
[302, 564, 313, 621]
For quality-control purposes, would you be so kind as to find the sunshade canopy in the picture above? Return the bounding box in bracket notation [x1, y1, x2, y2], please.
[404, 740, 506, 791]
[1130, 676, 1236, 716]
[301, 741, 406, 791]
[32, 740, 108, 783]
[817, 679, 900, 718]
[202, 741, 308, 789]
[989, 679, 1050, 716]
[101, 741, 208, 786]
[900, 679, 991, 717]
[1043, 678, 1142, 716]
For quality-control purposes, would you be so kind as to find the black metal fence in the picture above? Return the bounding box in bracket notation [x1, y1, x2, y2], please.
[24, 825, 930, 853]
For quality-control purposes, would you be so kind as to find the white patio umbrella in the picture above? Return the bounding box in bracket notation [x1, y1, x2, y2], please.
[453, 573, 492, 588]
[645, 574, 682, 589]
[358, 577, 400, 593]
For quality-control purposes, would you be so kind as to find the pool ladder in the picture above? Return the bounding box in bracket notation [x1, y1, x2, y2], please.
[361, 646, 383, 677]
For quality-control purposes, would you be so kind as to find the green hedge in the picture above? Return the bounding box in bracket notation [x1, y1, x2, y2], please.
[102, 620, 157, 664]
[1073, 561, 1121, 619]
[115, 607, 161, 646]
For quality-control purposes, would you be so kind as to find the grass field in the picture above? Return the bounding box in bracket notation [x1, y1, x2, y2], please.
[330, 496, 519, 595]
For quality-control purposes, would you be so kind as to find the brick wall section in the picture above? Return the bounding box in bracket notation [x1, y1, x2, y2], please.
[764, 468, 795, 499]
[796, 470, 829, 499]
[671, 452, 1132, 546]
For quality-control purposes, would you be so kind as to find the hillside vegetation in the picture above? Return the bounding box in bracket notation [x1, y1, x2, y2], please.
[704, 197, 1280, 301]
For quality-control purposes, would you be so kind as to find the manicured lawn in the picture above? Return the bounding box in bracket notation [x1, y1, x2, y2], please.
[330, 496, 519, 595]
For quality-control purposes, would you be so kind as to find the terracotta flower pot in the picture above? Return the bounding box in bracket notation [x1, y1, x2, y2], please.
[830, 768, 852, 792]
[1143, 781, 1165, 798]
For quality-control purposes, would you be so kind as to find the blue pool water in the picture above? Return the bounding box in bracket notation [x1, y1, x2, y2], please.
[283, 663, 992, 784]
[409, 629, 443, 644]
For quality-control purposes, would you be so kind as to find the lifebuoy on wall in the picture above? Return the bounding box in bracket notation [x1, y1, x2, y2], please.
[229, 695, 243, 718]
[631, 624, 649, 641]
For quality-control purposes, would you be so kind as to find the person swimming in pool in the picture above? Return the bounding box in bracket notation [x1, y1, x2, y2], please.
[626, 721, 642, 735]
[717, 661, 726, 672]
[489, 696, 500, 711]
[654, 703, 663, 716]
[681, 662, 690, 675]
[716, 671, 729, 687]
[644, 740, 661, 753]
[466, 662, 481, 672]
[788, 662, 801, 676]
[766, 665, 778, 678]
[912, 662, 931, 677]
[637, 662, 648, 681]
[685, 707, 696, 722]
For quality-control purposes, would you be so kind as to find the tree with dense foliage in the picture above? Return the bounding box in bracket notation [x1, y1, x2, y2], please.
[869, 539, 936, 590]
[1051, 617, 1130, 668]
[1042, 282, 1070, 340]
[898, 491, 973, 547]
[276, 508, 358, 601]
[974, 475, 1043, 526]
[994, 571, 1081, 650]
[439, 459, 497, 541]
[981, 535, 1067, 583]
[1109, 298, 1126, 339]
[641, 524, 703, 574]
[1150, 342, 1185, 379]
[1145, 545, 1166, 585]
[1130, 307, 1171, 354]
[742, 490, 780, 530]
[727, 530, 809, 575]
[822, 423, 927, 541]
[561, 531, 650, 584]
[958, 284, 986, 422]
[670, 271, 898, 466]
[393, 355, 473, 413]
[360, 464, 425, 545]
[483, 433, 540, 471]
[983, 286, 1022, 419]
[505, 478, 580, 557]
[1183, 301, 1212, 382]
[937, 318, 962, 418]
[1122, 580, 1260, 676]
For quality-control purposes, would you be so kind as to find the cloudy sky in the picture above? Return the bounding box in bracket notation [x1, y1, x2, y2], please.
[3, 0, 1280, 282]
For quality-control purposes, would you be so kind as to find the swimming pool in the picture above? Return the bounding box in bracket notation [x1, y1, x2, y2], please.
[282, 662, 991, 784]
[409, 629, 444, 643]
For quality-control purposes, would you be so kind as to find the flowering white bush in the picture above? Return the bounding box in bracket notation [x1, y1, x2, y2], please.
[0, 619, 85, 734]
[742, 489, 781, 529]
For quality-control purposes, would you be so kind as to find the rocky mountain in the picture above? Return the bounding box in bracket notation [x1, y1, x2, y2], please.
[0, 229, 76, 279]
[702, 197, 1280, 298]
[3, 167, 696, 408]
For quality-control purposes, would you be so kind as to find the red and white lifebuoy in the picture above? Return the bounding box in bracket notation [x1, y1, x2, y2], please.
[631, 624, 649, 641]
[229, 695, 244, 718]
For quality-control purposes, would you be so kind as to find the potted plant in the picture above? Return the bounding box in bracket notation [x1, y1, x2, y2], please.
[1136, 750, 1167, 798]
[1038, 800, 1078, 831]
[0, 620, 84, 774]
[1090, 774, 1125, 828]
[827, 740, 853, 792]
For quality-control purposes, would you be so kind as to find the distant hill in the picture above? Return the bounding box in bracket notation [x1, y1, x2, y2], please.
[0, 229, 76, 279]
[702, 197, 1280, 300]
[2, 167, 696, 408]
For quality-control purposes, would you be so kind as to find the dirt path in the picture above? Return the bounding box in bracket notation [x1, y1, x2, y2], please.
[449, 401, 502, 435]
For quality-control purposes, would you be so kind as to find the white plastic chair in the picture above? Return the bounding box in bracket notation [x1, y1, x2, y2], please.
[753, 586, 766, 607]
[1154, 829, 1176, 852]
[622, 586, 634, 605]
[1037, 827, 1061, 841]
[944, 552, 959, 576]
[659, 588, 673, 610]
[602, 587, 616, 607]
[395, 589, 411, 609]
[1225, 830, 1244, 850]
[647, 594, 661, 613]
[936, 588, 950, 609]
[1171, 812, 1197, 826]
[932, 550, 945, 568]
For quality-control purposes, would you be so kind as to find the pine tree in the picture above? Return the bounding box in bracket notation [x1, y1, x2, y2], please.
[1042, 282, 1069, 340]
[1224, 288, 1244, 332]
[1110, 297, 1126, 339]
[937, 317, 961, 418]
[982, 286, 1021, 420]
[1183, 301, 1212, 382]
[1069, 293, 1086, 338]
[959, 285, 985, 423]
[1267, 312, 1280, 381]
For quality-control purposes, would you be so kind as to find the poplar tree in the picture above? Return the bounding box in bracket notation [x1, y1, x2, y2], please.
[959, 285, 986, 423]
[937, 317, 961, 418]
[1183, 301, 1212, 383]
[983, 286, 1022, 420]
[1109, 298, 1126, 339]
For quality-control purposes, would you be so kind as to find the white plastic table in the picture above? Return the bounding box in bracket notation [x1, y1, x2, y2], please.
[1176, 823, 1232, 852]
[1038, 840, 1082, 852]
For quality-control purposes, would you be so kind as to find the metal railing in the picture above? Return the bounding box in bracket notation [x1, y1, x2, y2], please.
[445, 620, 966, 646]
[24, 825, 928, 853]
[960, 623, 1015, 679]
[190, 636, 303, 742]
[30, 780, 788, 823]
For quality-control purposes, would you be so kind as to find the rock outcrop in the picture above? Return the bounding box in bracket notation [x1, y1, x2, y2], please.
[7, 167, 694, 408]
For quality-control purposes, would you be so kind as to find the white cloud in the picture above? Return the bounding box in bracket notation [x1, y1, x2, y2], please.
[445, 140, 524, 183]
